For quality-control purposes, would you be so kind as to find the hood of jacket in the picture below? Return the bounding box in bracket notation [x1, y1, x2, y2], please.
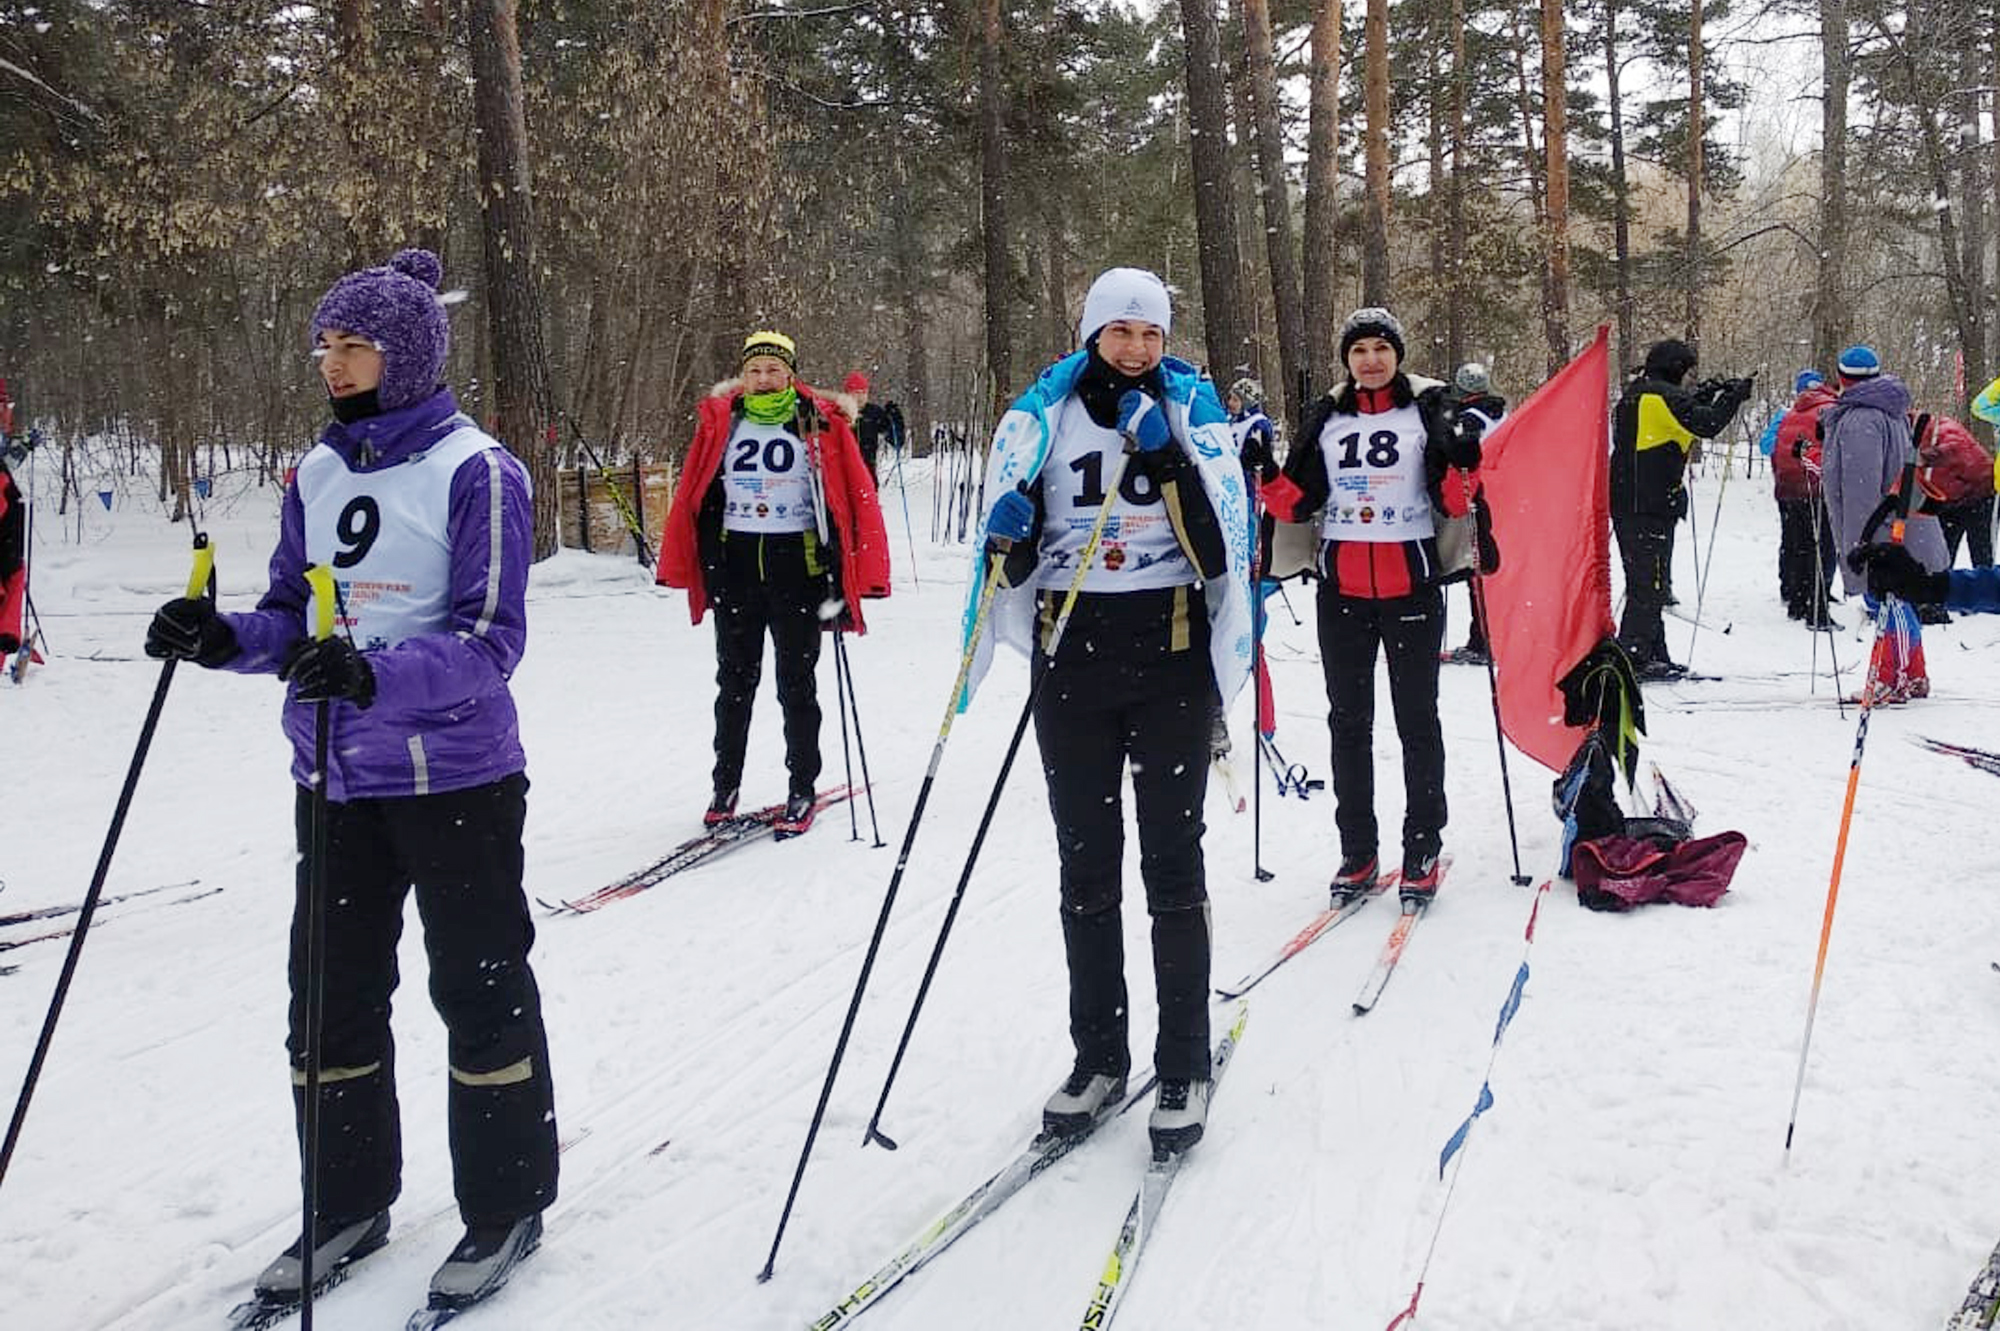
[1831, 373, 1911, 417]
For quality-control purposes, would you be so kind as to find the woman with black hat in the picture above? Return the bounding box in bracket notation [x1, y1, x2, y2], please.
[1262, 308, 1483, 906]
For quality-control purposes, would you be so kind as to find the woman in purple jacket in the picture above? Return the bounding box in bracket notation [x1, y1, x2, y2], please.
[144, 250, 554, 1310]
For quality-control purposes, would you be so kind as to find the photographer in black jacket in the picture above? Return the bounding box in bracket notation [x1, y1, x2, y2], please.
[1610, 340, 1752, 679]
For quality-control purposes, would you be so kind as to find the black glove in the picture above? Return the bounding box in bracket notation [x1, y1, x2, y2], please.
[1847, 542, 1949, 605]
[0, 632, 18, 655]
[145, 596, 239, 666]
[1241, 430, 1274, 480]
[1669, 488, 1690, 521]
[1444, 412, 1484, 469]
[279, 636, 377, 707]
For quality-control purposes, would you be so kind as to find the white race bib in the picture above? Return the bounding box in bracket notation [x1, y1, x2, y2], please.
[1033, 407, 1192, 593]
[1316, 402, 1435, 542]
[298, 425, 498, 651]
[721, 419, 815, 534]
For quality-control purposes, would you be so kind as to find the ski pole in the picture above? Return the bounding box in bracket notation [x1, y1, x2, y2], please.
[1470, 573, 1533, 886]
[758, 533, 1015, 1282]
[833, 624, 884, 848]
[831, 612, 860, 843]
[559, 409, 652, 567]
[1784, 449, 1918, 1153]
[891, 415, 919, 588]
[0, 533, 213, 1192]
[1685, 431, 1736, 672]
[860, 447, 1140, 1153]
[1249, 478, 1273, 883]
[296, 565, 340, 1331]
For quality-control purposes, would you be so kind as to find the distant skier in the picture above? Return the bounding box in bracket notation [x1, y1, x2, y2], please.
[1225, 375, 1277, 482]
[1609, 339, 1753, 679]
[656, 332, 889, 835]
[1260, 308, 1484, 905]
[143, 249, 557, 1312]
[1441, 362, 1505, 665]
[0, 447, 24, 665]
[1912, 407, 1995, 570]
[1769, 369, 1840, 628]
[963, 267, 1251, 1157]
[846, 370, 902, 486]
[1819, 345, 1948, 703]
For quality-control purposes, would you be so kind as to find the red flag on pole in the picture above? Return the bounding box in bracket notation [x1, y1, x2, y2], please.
[1479, 326, 1616, 773]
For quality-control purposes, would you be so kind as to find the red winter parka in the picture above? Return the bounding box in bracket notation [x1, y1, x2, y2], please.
[1914, 412, 1995, 505]
[656, 380, 892, 630]
[1772, 383, 1838, 503]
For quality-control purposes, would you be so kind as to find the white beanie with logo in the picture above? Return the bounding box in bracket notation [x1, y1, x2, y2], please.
[1079, 267, 1172, 345]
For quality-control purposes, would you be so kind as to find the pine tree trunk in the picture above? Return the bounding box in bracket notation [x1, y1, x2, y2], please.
[1604, 0, 1634, 374]
[1539, 0, 1570, 374]
[1226, 0, 1272, 400]
[1179, 0, 1250, 378]
[1302, 0, 1343, 396]
[977, 0, 1014, 409]
[1686, 0, 1704, 347]
[1360, 0, 1392, 305]
[1957, 39, 1985, 390]
[1446, 0, 1467, 371]
[1814, 0, 1849, 369]
[468, 0, 556, 559]
[892, 151, 930, 447]
[1243, 0, 1304, 418]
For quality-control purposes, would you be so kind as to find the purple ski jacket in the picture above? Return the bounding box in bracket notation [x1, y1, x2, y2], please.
[1819, 374, 1948, 597]
[222, 388, 532, 801]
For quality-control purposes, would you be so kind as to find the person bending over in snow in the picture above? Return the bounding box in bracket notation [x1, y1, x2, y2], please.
[1819, 345, 1949, 703]
[1260, 308, 1484, 907]
[655, 331, 889, 836]
[144, 249, 557, 1310]
[961, 266, 1252, 1157]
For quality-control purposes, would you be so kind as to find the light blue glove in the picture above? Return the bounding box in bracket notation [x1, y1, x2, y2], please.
[1117, 390, 1172, 453]
[987, 487, 1035, 545]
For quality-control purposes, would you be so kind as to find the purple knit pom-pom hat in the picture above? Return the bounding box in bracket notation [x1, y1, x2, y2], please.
[310, 248, 450, 410]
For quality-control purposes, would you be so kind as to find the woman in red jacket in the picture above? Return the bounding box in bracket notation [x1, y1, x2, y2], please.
[1262, 309, 1482, 905]
[656, 331, 890, 834]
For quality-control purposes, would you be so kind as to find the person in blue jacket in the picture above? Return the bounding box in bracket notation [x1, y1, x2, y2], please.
[961, 267, 1252, 1159]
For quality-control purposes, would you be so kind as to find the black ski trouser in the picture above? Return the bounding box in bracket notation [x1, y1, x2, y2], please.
[1614, 512, 1676, 664]
[1316, 585, 1447, 864]
[1777, 497, 1834, 613]
[1031, 644, 1213, 1085]
[289, 772, 557, 1228]
[709, 531, 826, 797]
[1938, 496, 1996, 569]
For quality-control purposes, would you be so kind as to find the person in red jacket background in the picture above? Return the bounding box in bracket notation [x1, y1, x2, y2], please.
[1261, 308, 1482, 905]
[656, 330, 890, 835]
[1913, 409, 1995, 570]
[1772, 369, 1841, 628]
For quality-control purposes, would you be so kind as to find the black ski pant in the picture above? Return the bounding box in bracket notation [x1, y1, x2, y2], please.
[709, 531, 826, 798]
[1316, 585, 1447, 865]
[1777, 497, 1834, 614]
[1031, 646, 1213, 1085]
[1938, 496, 1996, 569]
[288, 772, 557, 1229]
[1614, 513, 1676, 665]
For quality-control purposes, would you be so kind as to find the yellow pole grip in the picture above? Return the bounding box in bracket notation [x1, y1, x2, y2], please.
[184, 535, 215, 600]
[303, 566, 337, 642]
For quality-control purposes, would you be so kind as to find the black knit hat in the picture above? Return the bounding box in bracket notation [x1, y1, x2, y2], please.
[1339, 307, 1406, 366]
[1642, 339, 1698, 384]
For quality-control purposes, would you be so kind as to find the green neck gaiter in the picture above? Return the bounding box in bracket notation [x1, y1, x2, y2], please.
[742, 386, 798, 426]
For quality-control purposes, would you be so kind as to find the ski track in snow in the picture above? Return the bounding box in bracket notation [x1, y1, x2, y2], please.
[5, 455, 2000, 1329]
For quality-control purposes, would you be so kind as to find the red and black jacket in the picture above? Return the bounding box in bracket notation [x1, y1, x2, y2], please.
[1262, 374, 1477, 600]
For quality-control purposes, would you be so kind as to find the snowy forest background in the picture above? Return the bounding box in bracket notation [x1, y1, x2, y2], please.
[2, 0, 1997, 550]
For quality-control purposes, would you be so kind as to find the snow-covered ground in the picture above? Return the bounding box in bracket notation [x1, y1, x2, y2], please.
[5, 445, 1999, 1331]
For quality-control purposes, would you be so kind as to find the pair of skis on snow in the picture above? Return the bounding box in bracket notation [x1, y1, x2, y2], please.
[808, 1004, 1250, 1331]
[808, 860, 1455, 1327]
[1216, 857, 1451, 1014]
[537, 785, 860, 914]
[0, 877, 215, 970]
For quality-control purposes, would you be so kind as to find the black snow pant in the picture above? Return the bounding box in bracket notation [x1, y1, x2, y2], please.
[1938, 495, 1996, 569]
[709, 530, 827, 798]
[1316, 585, 1448, 866]
[288, 772, 558, 1229]
[1777, 497, 1834, 615]
[1614, 512, 1676, 665]
[1030, 590, 1213, 1086]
